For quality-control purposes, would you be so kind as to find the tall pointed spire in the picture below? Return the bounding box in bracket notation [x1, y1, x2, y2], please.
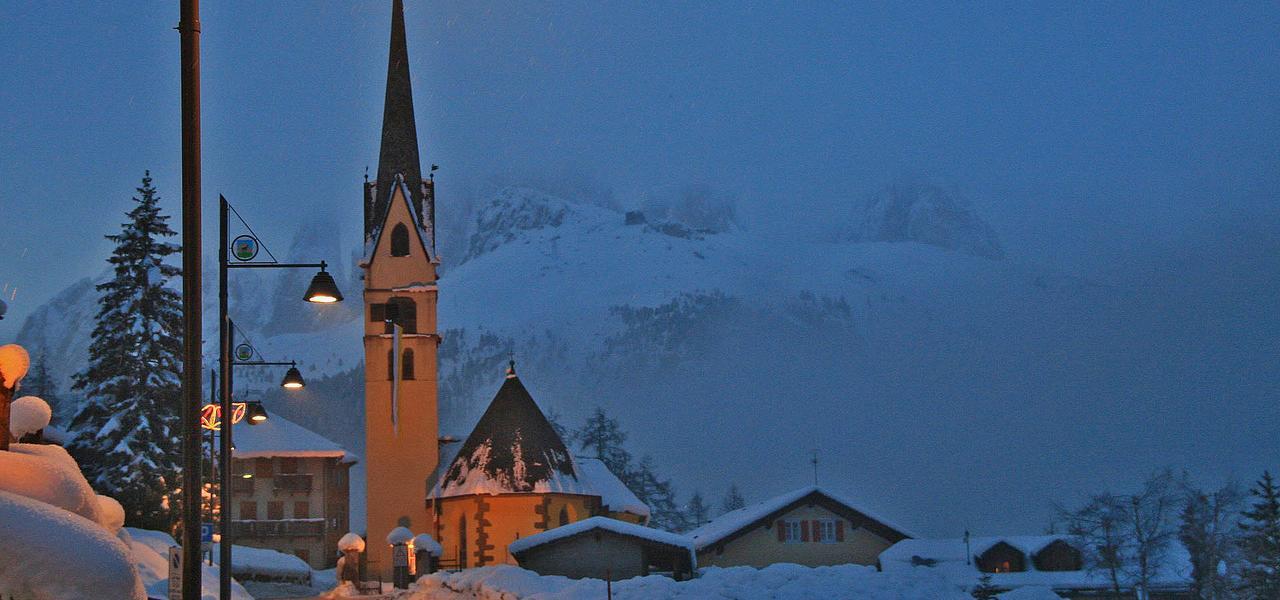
[367, 0, 425, 239]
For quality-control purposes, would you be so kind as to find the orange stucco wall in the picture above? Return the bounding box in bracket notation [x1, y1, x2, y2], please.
[428, 493, 603, 568]
[363, 185, 440, 577]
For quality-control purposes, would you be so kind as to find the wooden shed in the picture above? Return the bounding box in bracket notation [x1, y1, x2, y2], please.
[509, 517, 695, 581]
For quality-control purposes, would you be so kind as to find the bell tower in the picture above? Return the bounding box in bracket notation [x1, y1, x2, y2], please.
[361, 0, 439, 577]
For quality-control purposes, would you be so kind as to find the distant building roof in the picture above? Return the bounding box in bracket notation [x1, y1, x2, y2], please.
[231, 413, 356, 463]
[509, 516, 694, 565]
[687, 486, 913, 551]
[437, 366, 585, 497]
[881, 535, 1192, 593]
[575, 457, 650, 519]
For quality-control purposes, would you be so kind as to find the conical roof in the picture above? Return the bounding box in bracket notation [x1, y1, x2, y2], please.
[438, 367, 585, 497]
[368, 0, 425, 239]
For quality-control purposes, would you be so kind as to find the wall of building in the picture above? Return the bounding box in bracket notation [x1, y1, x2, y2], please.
[697, 503, 895, 569]
[516, 532, 646, 580]
[428, 493, 602, 568]
[229, 455, 351, 569]
[363, 187, 441, 578]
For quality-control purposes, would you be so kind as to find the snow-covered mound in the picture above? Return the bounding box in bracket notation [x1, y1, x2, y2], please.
[126, 528, 254, 600]
[0, 489, 145, 600]
[0, 443, 102, 523]
[211, 540, 314, 584]
[407, 564, 969, 599]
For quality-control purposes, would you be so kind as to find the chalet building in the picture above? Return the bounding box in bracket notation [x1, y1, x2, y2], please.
[425, 362, 647, 569]
[510, 517, 695, 581]
[687, 486, 912, 569]
[880, 535, 1193, 599]
[229, 414, 356, 569]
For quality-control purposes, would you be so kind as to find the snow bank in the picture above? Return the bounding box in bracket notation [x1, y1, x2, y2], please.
[998, 586, 1064, 600]
[0, 343, 30, 387]
[408, 563, 970, 600]
[10, 395, 51, 438]
[126, 528, 253, 600]
[211, 540, 313, 583]
[0, 443, 101, 523]
[339, 531, 366, 552]
[97, 494, 125, 531]
[0, 490, 145, 600]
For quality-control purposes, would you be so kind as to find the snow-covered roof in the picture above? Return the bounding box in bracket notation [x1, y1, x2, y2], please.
[575, 457, 649, 518]
[437, 370, 586, 498]
[231, 413, 356, 463]
[687, 486, 914, 551]
[509, 516, 695, 566]
[881, 535, 1192, 592]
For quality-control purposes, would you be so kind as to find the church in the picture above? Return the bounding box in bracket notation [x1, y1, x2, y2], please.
[360, 0, 642, 577]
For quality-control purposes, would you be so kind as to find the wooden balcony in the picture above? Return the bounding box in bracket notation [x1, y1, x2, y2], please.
[273, 473, 313, 493]
[231, 519, 325, 538]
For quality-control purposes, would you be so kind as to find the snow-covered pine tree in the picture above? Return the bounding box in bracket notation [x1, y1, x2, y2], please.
[722, 484, 746, 513]
[970, 573, 1000, 600]
[68, 171, 183, 533]
[573, 406, 633, 476]
[1180, 481, 1243, 599]
[1237, 472, 1280, 599]
[632, 455, 685, 531]
[685, 491, 711, 531]
[20, 351, 60, 425]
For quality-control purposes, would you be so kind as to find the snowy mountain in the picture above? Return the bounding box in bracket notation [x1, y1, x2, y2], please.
[18, 182, 1280, 538]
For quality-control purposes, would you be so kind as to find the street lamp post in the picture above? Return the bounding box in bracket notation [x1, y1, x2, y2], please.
[218, 195, 341, 598]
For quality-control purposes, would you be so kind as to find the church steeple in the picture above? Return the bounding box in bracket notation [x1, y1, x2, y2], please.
[367, 0, 428, 242]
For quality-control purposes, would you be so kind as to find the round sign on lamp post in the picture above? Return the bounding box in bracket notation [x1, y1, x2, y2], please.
[234, 343, 255, 362]
[231, 235, 259, 262]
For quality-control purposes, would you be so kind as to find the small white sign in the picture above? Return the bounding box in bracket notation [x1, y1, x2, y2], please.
[168, 546, 182, 600]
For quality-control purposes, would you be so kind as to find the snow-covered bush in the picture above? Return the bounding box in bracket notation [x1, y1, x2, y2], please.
[10, 395, 51, 439]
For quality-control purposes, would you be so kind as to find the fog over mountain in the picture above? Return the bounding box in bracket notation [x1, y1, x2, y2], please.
[18, 180, 1280, 535]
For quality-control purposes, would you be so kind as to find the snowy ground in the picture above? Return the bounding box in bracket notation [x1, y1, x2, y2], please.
[328, 564, 980, 600]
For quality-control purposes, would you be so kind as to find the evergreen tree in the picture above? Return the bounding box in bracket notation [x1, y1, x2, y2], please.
[970, 573, 1000, 600]
[68, 171, 183, 533]
[1180, 481, 1243, 599]
[1238, 472, 1280, 599]
[685, 491, 711, 531]
[633, 455, 684, 531]
[722, 484, 746, 513]
[573, 406, 633, 476]
[20, 351, 59, 425]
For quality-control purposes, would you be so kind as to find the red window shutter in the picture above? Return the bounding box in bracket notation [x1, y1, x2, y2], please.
[836, 520, 845, 542]
[801, 520, 810, 542]
[777, 520, 786, 542]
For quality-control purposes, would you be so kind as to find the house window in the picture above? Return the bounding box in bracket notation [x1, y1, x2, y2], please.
[390, 223, 410, 257]
[279, 457, 299, 474]
[294, 501, 310, 519]
[267, 501, 284, 520]
[784, 520, 802, 543]
[815, 519, 837, 543]
[558, 506, 569, 527]
[402, 349, 415, 380]
[387, 349, 395, 381]
[254, 458, 273, 478]
[239, 501, 257, 521]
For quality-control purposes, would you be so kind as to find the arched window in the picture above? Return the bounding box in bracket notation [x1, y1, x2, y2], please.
[383, 297, 417, 334]
[558, 506, 569, 527]
[402, 348, 415, 380]
[390, 223, 410, 256]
